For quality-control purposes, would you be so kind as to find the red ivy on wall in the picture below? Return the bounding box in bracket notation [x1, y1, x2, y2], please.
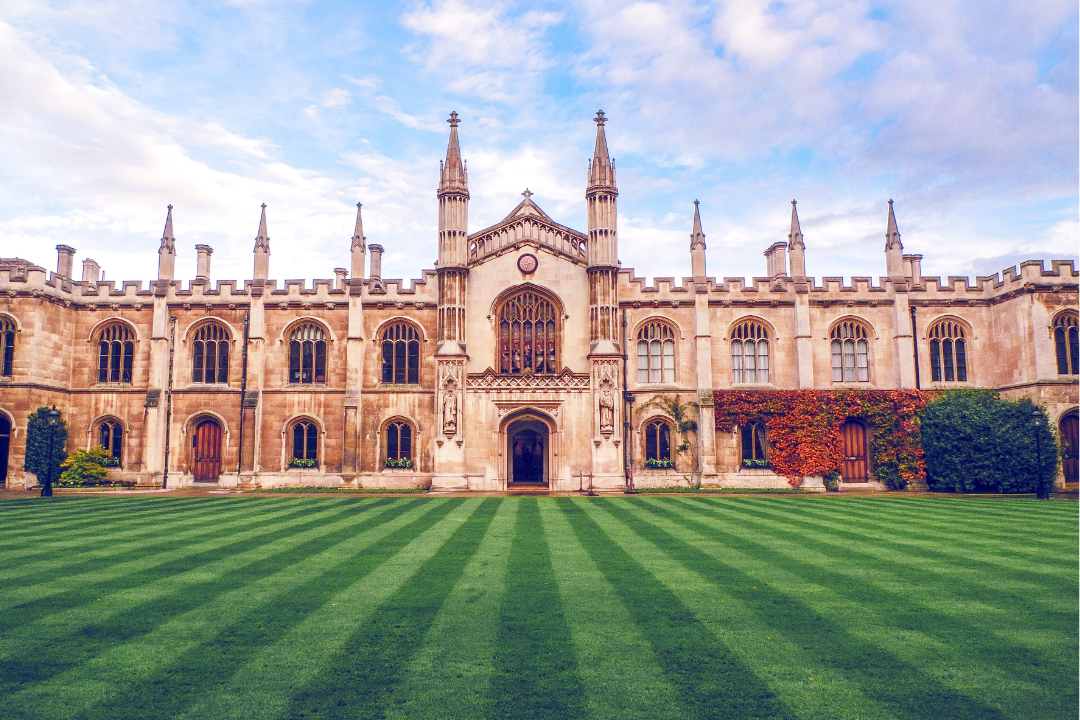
[713, 389, 929, 489]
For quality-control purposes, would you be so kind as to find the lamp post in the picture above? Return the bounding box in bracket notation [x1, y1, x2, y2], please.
[1032, 410, 1048, 500]
[42, 406, 61, 497]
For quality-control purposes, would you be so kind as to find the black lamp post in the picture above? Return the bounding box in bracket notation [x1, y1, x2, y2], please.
[42, 406, 61, 497]
[1032, 410, 1048, 500]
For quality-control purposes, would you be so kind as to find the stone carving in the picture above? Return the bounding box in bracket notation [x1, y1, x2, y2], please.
[467, 368, 590, 390]
[442, 380, 458, 436]
[599, 385, 615, 435]
[438, 359, 466, 437]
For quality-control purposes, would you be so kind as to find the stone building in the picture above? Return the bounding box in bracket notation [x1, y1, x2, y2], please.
[1, 113, 1077, 492]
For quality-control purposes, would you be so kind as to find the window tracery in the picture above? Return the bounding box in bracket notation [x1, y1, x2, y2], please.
[1054, 312, 1078, 376]
[97, 323, 134, 384]
[0, 317, 14, 378]
[497, 291, 558, 374]
[731, 320, 770, 383]
[289, 324, 327, 384]
[385, 420, 413, 464]
[928, 320, 968, 383]
[192, 323, 230, 384]
[381, 323, 420, 384]
[97, 418, 123, 466]
[291, 419, 319, 465]
[644, 419, 672, 463]
[637, 322, 675, 383]
[830, 320, 870, 383]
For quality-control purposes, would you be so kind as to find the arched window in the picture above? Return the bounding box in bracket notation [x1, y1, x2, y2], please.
[385, 420, 413, 467]
[731, 320, 770, 384]
[1054, 313, 1078, 376]
[97, 323, 134, 384]
[928, 320, 968, 383]
[381, 323, 420, 384]
[192, 323, 230, 384]
[830, 321, 870, 383]
[644, 419, 672, 465]
[637, 322, 675, 383]
[96, 419, 123, 467]
[498, 290, 558, 374]
[0, 317, 14, 378]
[289, 324, 327, 384]
[741, 422, 768, 467]
[291, 420, 319, 467]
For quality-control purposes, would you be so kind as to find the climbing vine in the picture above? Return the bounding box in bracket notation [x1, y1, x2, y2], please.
[713, 389, 928, 489]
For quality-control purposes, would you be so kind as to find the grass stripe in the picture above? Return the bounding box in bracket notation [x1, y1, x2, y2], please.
[561, 498, 795, 720]
[606, 498, 1020, 720]
[539, 499, 685, 720]
[283, 498, 501, 718]
[484, 498, 587, 720]
[164, 498, 476, 720]
[385, 498, 517, 720]
[0, 498, 215, 540]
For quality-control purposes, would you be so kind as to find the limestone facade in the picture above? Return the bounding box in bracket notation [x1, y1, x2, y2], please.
[1, 113, 1077, 492]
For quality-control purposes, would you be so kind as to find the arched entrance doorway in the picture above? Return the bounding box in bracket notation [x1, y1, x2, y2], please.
[0, 414, 10, 487]
[192, 418, 223, 481]
[507, 416, 549, 486]
[841, 419, 869, 482]
[1060, 412, 1078, 484]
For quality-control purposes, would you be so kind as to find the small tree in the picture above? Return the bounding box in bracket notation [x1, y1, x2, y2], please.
[920, 390, 1057, 494]
[640, 394, 699, 478]
[24, 406, 68, 491]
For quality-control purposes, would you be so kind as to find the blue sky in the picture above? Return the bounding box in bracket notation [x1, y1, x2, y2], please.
[1, 0, 1076, 286]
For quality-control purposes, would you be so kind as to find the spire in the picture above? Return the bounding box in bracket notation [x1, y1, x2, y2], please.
[159, 204, 175, 253]
[254, 203, 269, 251]
[351, 202, 365, 250]
[439, 111, 468, 193]
[690, 200, 707, 279]
[885, 199, 901, 250]
[588, 110, 615, 188]
[788, 199, 804, 248]
[691, 200, 705, 250]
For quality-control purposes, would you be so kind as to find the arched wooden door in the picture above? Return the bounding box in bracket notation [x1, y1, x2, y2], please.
[842, 419, 869, 482]
[1061, 413, 1078, 484]
[0, 414, 10, 486]
[192, 419, 222, 480]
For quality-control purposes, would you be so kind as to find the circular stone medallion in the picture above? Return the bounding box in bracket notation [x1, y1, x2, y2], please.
[517, 253, 538, 274]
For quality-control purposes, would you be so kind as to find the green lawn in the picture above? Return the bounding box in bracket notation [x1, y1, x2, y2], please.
[0, 496, 1075, 720]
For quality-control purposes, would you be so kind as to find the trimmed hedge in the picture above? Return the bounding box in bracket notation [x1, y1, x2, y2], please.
[920, 390, 1058, 494]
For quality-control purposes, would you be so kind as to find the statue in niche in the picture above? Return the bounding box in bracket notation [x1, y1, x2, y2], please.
[599, 385, 615, 435]
[442, 384, 458, 436]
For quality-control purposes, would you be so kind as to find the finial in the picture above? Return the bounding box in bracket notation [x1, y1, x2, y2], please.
[167, 204, 173, 210]
[594, 110, 607, 126]
[888, 199, 893, 206]
[357, 201, 362, 209]
[261, 203, 267, 209]
[521, 188, 533, 199]
[448, 111, 460, 127]
[694, 199, 699, 206]
[792, 199, 796, 206]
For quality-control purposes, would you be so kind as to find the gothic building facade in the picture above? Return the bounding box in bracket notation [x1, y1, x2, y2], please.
[1, 113, 1077, 492]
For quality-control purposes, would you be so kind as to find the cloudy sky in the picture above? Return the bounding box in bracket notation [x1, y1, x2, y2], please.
[1, 0, 1076, 287]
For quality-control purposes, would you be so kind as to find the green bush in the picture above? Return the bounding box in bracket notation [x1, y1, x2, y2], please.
[23, 407, 68, 486]
[58, 446, 111, 487]
[644, 458, 674, 469]
[288, 458, 317, 469]
[384, 457, 413, 469]
[920, 390, 1058, 494]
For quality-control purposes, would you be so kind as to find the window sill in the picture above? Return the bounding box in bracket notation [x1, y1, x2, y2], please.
[287, 467, 321, 472]
[90, 383, 135, 390]
[283, 383, 328, 389]
[374, 384, 427, 392]
[730, 382, 775, 389]
[830, 381, 874, 388]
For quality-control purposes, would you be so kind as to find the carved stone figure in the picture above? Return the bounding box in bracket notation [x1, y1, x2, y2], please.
[599, 387, 615, 434]
[442, 387, 458, 435]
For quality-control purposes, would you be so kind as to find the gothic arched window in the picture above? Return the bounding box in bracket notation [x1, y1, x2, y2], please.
[381, 323, 420, 384]
[290, 419, 319, 467]
[741, 422, 768, 467]
[385, 420, 413, 467]
[731, 320, 770, 384]
[97, 418, 123, 466]
[289, 324, 327, 384]
[644, 419, 672, 464]
[1054, 312, 1078, 376]
[928, 319, 968, 383]
[0, 317, 14, 378]
[637, 322, 675, 383]
[830, 320, 870, 383]
[192, 323, 230, 384]
[498, 290, 558, 374]
[97, 322, 134, 384]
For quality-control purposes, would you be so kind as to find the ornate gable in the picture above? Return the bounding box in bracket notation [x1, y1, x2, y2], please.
[467, 191, 587, 267]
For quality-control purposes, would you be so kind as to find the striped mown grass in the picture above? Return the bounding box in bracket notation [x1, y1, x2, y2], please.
[0, 496, 1075, 719]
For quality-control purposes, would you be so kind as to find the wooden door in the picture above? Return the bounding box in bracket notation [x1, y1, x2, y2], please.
[842, 420, 868, 482]
[193, 420, 222, 480]
[1061, 414, 1078, 484]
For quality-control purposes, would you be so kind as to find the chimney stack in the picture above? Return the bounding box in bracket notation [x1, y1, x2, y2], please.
[195, 244, 213, 282]
[368, 244, 383, 280]
[765, 242, 788, 278]
[81, 257, 100, 285]
[904, 254, 922, 286]
[334, 268, 347, 291]
[56, 245, 76, 279]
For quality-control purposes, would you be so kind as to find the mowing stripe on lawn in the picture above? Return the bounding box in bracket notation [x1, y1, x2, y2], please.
[657, 498, 1078, 711]
[560, 498, 794, 720]
[484, 497, 587, 720]
[0, 499, 283, 581]
[0, 498, 346, 621]
[0, 497, 215, 541]
[4, 497, 446, 720]
[0, 500, 403, 704]
[539, 499, 685, 720]
[385, 497, 517, 720]
[168, 498, 478, 720]
[686, 497, 1079, 614]
[282, 497, 501, 719]
[605, 499, 1015, 720]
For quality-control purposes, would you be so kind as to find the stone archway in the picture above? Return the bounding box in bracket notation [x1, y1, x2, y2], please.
[506, 416, 550, 485]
